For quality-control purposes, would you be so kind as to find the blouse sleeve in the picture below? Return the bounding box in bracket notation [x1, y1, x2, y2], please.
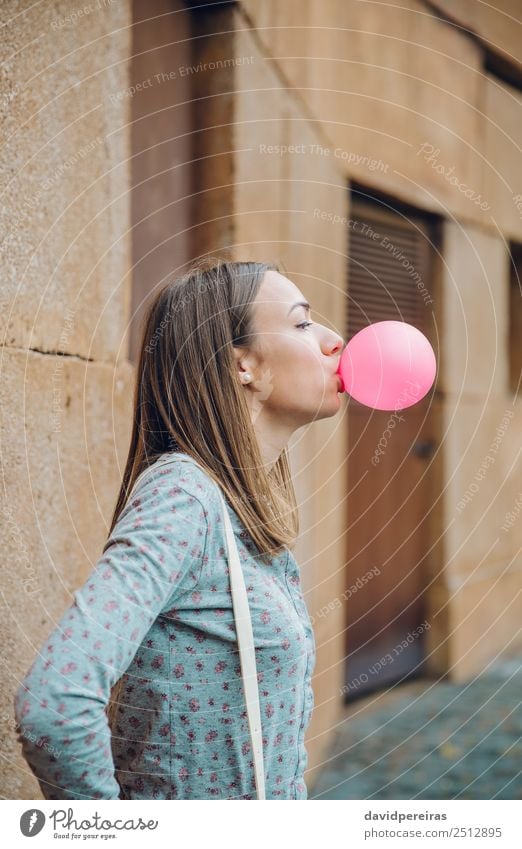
[13, 467, 209, 800]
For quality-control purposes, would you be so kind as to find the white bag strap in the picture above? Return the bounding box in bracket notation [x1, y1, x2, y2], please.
[213, 482, 266, 801]
[125, 454, 266, 800]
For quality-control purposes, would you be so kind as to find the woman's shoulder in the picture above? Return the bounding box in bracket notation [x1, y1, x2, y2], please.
[134, 451, 222, 513]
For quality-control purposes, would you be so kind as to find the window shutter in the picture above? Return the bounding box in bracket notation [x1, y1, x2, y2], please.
[347, 200, 433, 340]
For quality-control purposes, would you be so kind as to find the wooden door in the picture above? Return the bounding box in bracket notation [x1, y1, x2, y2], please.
[344, 196, 439, 700]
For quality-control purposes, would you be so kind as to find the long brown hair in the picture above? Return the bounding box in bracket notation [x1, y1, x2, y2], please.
[105, 257, 300, 562]
[105, 258, 301, 736]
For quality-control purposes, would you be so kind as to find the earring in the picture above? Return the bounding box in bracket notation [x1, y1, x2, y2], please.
[241, 372, 252, 384]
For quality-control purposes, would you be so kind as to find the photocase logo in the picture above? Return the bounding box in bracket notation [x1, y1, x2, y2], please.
[20, 809, 46, 837]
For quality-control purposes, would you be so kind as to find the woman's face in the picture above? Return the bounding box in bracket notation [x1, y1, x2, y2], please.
[236, 269, 345, 428]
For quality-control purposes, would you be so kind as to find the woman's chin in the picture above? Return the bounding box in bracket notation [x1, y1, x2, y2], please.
[313, 392, 344, 421]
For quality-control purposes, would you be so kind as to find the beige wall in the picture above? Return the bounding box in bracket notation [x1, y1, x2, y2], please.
[441, 221, 522, 679]
[430, 0, 522, 69]
[1, 1, 133, 799]
[240, 0, 522, 241]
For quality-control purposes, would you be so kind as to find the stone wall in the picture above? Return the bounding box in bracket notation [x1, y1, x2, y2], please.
[1, 0, 133, 799]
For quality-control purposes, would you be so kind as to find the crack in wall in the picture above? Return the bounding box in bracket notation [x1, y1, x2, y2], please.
[2, 343, 95, 363]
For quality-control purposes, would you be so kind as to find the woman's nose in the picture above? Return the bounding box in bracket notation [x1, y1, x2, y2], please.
[323, 332, 344, 355]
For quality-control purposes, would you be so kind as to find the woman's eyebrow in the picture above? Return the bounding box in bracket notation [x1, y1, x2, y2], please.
[287, 301, 310, 315]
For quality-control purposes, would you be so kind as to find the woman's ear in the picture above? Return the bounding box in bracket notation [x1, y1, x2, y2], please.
[233, 344, 250, 371]
[233, 345, 257, 387]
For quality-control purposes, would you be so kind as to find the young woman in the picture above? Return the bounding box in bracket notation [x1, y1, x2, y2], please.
[14, 259, 345, 800]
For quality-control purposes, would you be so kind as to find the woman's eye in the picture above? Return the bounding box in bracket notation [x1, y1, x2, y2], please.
[296, 321, 314, 329]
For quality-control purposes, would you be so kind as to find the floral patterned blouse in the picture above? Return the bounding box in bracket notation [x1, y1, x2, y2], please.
[14, 451, 316, 800]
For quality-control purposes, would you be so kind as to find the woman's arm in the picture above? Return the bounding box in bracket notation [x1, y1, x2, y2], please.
[14, 467, 209, 799]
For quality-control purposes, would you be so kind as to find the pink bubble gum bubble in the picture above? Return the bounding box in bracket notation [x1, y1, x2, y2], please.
[336, 321, 437, 411]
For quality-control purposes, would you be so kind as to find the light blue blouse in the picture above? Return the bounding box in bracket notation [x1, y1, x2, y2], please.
[14, 452, 316, 799]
